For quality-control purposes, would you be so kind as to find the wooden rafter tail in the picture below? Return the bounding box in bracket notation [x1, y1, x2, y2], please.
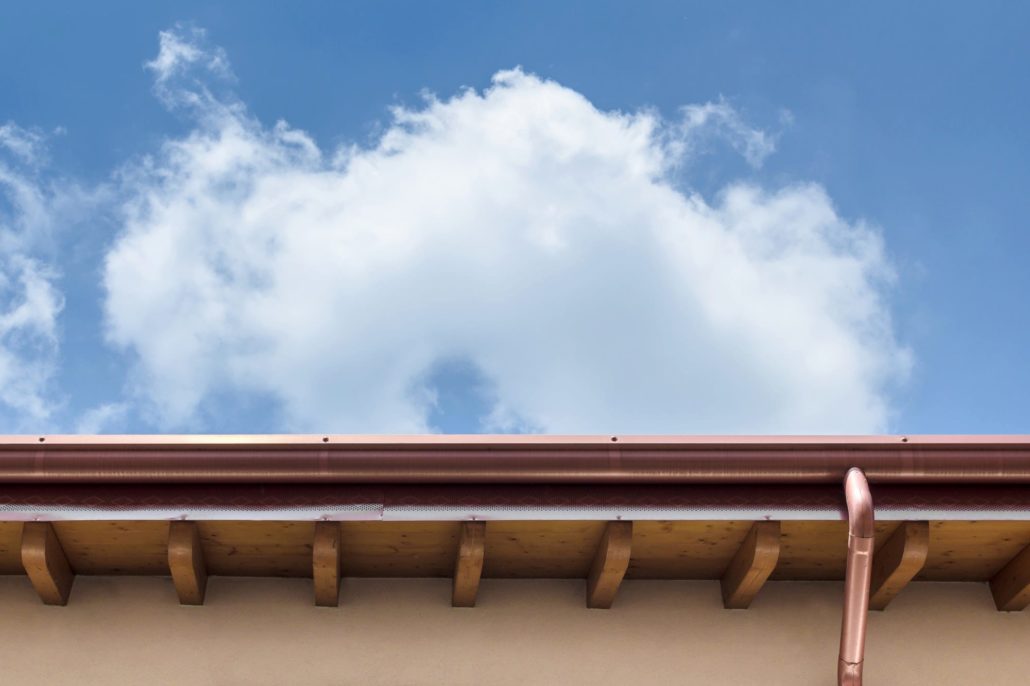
[452, 521, 486, 607]
[168, 521, 208, 605]
[586, 521, 633, 609]
[869, 521, 929, 611]
[991, 543, 1030, 611]
[720, 521, 780, 609]
[22, 522, 75, 606]
[313, 521, 342, 607]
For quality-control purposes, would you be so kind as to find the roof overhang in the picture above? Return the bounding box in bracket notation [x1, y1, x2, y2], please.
[6, 434, 1030, 686]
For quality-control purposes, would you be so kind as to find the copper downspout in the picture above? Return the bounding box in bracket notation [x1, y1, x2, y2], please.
[839, 468, 874, 686]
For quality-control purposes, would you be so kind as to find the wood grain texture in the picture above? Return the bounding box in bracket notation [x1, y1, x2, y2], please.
[720, 521, 780, 609]
[168, 521, 207, 605]
[869, 521, 929, 611]
[21, 522, 74, 605]
[339, 522, 456, 577]
[452, 521, 485, 607]
[990, 544, 1030, 611]
[771, 521, 900, 580]
[3, 518, 1030, 583]
[586, 521, 633, 609]
[0, 522, 22, 574]
[484, 521, 605, 578]
[627, 521, 755, 579]
[313, 521, 341, 607]
[53, 521, 168, 574]
[918, 521, 1030, 581]
[198, 521, 315, 577]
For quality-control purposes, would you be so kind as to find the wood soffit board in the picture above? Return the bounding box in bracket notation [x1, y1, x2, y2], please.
[1, 519, 1030, 584]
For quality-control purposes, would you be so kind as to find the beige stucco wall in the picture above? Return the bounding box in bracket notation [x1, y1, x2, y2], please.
[0, 576, 1025, 685]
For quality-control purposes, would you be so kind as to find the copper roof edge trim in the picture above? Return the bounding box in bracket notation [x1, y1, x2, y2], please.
[3, 434, 1030, 447]
[1, 434, 1030, 484]
[838, 468, 874, 686]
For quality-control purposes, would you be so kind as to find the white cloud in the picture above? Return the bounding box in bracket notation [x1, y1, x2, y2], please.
[0, 123, 46, 164]
[145, 24, 234, 112]
[680, 99, 780, 168]
[103, 29, 910, 434]
[0, 123, 64, 428]
[74, 401, 129, 434]
[146, 24, 231, 85]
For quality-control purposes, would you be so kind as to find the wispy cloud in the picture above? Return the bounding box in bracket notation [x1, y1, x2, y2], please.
[145, 23, 234, 112]
[0, 123, 64, 429]
[0, 123, 47, 165]
[74, 401, 129, 434]
[680, 99, 781, 168]
[100, 27, 910, 434]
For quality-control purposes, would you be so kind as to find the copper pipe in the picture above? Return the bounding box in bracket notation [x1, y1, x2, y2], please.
[0, 435, 1029, 483]
[838, 468, 874, 686]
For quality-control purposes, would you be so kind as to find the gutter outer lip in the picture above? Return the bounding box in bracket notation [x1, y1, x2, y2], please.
[1, 435, 1030, 484]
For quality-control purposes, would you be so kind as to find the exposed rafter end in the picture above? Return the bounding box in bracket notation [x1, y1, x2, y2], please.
[720, 521, 780, 609]
[990, 543, 1030, 611]
[586, 521, 633, 609]
[869, 521, 928, 611]
[452, 521, 485, 607]
[313, 521, 342, 607]
[168, 521, 207, 605]
[21, 522, 75, 606]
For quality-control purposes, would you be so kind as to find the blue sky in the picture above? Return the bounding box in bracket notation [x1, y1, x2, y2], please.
[0, 2, 1027, 434]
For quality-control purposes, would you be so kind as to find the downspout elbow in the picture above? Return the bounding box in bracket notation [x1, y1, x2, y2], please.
[838, 468, 874, 686]
[845, 467, 875, 538]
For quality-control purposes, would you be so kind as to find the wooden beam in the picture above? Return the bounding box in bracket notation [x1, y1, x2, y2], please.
[313, 521, 342, 607]
[720, 521, 780, 609]
[869, 521, 929, 610]
[21, 522, 75, 605]
[452, 521, 485, 607]
[990, 543, 1030, 611]
[586, 521, 633, 609]
[168, 521, 207, 605]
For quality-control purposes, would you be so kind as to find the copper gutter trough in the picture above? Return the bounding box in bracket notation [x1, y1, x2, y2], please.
[839, 468, 874, 686]
[1, 435, 1030, 483]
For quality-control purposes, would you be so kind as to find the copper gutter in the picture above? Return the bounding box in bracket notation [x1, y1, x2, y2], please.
[1, 435, 1030, 483]
[839, 468, 874, 686]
